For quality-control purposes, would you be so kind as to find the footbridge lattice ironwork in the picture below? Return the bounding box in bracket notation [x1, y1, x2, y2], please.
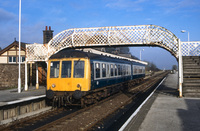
[26, 25, 180, 61]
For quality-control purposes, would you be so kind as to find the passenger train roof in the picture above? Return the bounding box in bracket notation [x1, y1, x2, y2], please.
[50, 49, 147, 65]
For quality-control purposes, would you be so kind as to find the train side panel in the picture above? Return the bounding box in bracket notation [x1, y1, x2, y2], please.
[90, 60, 132, 90]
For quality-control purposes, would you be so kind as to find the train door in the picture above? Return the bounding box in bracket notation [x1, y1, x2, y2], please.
[71, 59, 91, 92]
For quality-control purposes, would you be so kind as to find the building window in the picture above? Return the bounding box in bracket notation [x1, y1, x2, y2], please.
[17, 56, 25, 62]
[9, 56, 16, 63]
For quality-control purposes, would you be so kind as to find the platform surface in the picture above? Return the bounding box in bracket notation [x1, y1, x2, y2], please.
[122, 72, 200, 131]
[0, 86, 45, 106]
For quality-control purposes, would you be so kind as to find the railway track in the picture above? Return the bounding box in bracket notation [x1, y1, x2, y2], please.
[0, 71, 168, 131]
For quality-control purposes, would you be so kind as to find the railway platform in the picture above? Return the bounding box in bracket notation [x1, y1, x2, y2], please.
[0, 86, 45, 106]
[120, 72, 200, 131]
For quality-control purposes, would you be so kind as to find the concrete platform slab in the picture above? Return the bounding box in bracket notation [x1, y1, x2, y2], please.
[0, 86, 45, 106]
[121, 72, 200, 131]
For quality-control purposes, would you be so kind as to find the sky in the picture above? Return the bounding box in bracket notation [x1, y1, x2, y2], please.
[0, 0, 200, 69]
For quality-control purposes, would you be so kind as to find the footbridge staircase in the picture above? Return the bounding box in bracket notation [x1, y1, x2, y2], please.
[182, 42, 200, 97]
[183, 56, 200, 97]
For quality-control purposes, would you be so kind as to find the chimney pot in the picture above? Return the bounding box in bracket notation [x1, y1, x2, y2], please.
[49, 26, 51, 30]
[45, 26, 48, 30]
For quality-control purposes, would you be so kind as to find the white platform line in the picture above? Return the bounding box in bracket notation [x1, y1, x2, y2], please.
[6, 95, 46, 105]
[119, 77, 166, 131]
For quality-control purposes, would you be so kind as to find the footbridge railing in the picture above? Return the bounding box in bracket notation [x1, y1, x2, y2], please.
[26, 25, 180, 61]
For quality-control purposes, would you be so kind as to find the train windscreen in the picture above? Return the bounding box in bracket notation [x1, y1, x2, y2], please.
[61, 61, 71, 78]
[50, 61, 60, 78]
[74, 60, 85, 78]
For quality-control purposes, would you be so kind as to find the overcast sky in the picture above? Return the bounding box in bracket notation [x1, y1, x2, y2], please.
[0, 0, 200, 69]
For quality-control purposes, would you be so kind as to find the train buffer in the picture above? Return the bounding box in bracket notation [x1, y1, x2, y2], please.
[119, 72, 200, 131]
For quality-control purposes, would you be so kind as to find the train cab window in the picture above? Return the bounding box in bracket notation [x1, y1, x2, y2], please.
[95, 63, 100, 78]
[74, 60, 85, 78]
[102, 63, 106, 78]
[111, 64, 114, 76]
[50, 61, 60, 78]
[61, 61, 71, 78]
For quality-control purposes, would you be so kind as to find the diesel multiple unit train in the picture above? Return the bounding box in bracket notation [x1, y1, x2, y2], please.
[46, 49, 146, 107]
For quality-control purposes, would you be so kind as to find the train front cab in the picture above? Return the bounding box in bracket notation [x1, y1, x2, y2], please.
[46, 58, 91, 101]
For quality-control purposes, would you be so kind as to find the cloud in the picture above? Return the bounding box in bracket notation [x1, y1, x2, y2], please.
[106, 0, 147, 11]
[0, 8, 18, 48]
[0, 8, 17, 23]
[145, 18, 152, 21]
[154, 0, 200, 14]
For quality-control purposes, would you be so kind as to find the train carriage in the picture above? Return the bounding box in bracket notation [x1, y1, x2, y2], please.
[46, 49, 146, 106]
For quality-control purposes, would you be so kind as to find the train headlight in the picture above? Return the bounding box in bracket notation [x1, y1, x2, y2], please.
[52, 84, 56, 88]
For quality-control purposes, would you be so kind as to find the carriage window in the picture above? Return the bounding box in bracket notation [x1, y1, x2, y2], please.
[74, 60, 85, 78]
[50, 61, 60, 78]
[61, 61, 71, 78]
[107, 64, 110, 77]
[143, 67, 145, 73]
[115, 65, 118, 76]
[134, 66, 137, 74]
[128, 66, 131, 75]
[118, 65, 121, 75]
[102, 63, 106, 78]
[95, 63, 100, 78]
[126, 66, 129, 75]
[111, 64, 114, 76]
[122, 65, 126, 75]
[139, 67, 143, 74]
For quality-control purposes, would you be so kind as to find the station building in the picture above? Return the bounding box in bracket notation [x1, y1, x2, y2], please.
[0, 26, 53, 89]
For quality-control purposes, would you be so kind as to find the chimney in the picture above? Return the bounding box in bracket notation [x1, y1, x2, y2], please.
[43, 26, 54, 44]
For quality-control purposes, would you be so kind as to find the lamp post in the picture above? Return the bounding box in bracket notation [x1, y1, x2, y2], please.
[18, 0, 21, 93]
[181, 30, 189, 42]
[140, 49, 144, 60]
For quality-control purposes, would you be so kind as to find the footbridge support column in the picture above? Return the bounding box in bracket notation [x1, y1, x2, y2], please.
[36, 63, 39, 89]
[178, 39, 183, 97]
